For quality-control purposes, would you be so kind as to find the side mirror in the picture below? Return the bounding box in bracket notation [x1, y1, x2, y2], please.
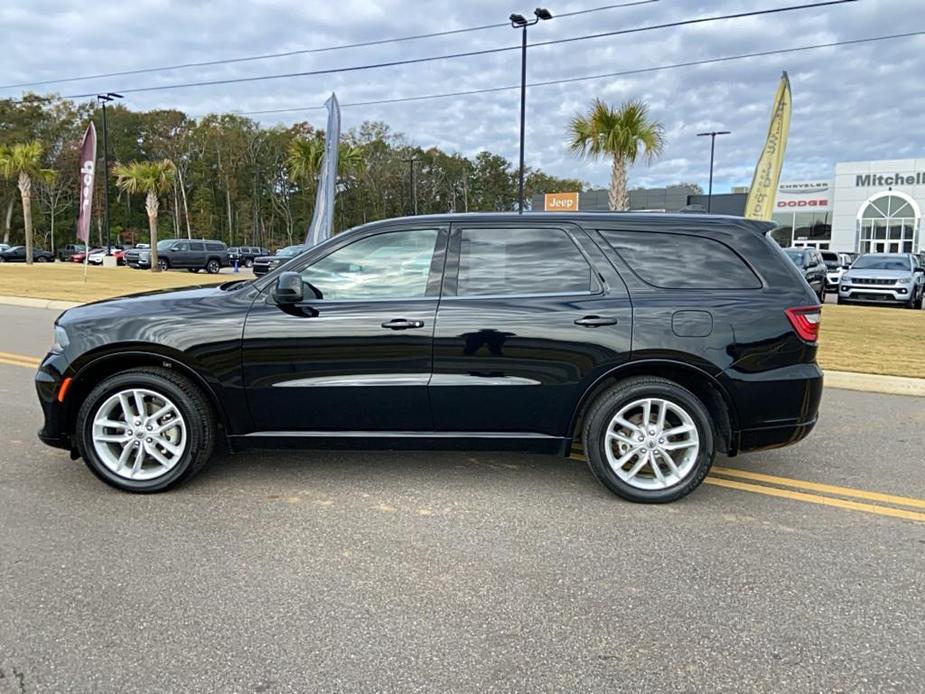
[274, 271, 303, 304]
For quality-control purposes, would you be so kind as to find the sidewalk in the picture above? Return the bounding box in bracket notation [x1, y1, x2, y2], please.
[1, 293, 923, 398]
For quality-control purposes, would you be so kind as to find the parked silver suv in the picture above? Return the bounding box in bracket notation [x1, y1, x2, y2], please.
[838, 253, 925, 309]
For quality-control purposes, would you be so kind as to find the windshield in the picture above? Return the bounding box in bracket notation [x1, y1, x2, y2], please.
[156, 240, 174, 250]
[277, 245, 305, 258]
[784, 249, 804, 266]
[852, 255, 911, 271]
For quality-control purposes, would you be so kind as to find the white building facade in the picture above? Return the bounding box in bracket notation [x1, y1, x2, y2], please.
[772, 159, 925, 254]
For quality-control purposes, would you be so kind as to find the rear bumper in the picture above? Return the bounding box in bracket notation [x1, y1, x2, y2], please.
[724, 362, 823, 455]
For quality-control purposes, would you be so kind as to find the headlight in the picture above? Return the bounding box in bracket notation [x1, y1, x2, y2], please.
[50, 325, 69, 354]
[896, 277, 912, 284]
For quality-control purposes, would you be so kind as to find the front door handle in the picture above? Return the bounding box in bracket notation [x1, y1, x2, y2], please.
[381, 319, 425, 330]
[574, 315, 619, 327]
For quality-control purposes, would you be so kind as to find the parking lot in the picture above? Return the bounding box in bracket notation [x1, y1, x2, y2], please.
[0, 303, 922, 692]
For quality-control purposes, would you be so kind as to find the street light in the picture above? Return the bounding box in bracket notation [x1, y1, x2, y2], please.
[510, 7, 553, 214]
[97, 92, 123, 255]
[696, 130, 731, 213]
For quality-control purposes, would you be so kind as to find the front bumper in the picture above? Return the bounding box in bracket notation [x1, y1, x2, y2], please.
[838, 285, 911, 303]
[35, 353, 73, 451]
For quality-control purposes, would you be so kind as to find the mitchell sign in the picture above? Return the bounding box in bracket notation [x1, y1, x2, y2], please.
[855, 172, 925, 187]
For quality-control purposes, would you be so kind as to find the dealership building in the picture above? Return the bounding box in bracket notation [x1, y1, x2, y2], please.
[539, 157, 924, 255]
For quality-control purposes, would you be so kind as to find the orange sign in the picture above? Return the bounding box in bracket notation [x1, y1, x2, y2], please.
[544, 192, 579, 211]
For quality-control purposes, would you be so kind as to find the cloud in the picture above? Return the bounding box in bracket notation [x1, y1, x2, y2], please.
[1, 0, 922, 189]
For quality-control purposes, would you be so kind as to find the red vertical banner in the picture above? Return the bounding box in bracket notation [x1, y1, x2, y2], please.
[77, 122, 97, 244]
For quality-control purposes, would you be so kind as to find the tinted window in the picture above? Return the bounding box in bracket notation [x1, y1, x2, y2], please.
[206, 242, 224, 251]
[189, 242, 205, 251]
[173, 242, 189, 251]
[301, 229, 439, 300]
[456, 227, 593, 297]
[601, 230, 761, 289]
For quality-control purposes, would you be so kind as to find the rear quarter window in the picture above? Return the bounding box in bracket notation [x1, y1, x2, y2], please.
[599, 229, 762, 289]
[205, 242, 225, 251]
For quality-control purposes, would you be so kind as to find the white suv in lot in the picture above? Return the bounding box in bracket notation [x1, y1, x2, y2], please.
[822, 250, 852, 291]
[838, 253, 925, 309]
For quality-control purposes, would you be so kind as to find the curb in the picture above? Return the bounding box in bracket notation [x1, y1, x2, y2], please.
[0, 295, 82, 311]
[824, 370, 925, 398]
[0, 294, 923, 398]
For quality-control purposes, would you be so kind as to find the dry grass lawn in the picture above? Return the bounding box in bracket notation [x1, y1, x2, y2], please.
[817, 302, 925, 379]
[0, 262, 230, 303]
[1, 263, 923, 378]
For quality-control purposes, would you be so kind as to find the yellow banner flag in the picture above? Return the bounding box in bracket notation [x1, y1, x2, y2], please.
[744, 72, 792, 220]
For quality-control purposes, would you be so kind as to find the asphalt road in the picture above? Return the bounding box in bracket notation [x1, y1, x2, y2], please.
[0, 304, 922, 693]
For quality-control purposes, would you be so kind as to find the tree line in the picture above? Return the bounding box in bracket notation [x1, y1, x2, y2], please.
[0, 95, 588, 257]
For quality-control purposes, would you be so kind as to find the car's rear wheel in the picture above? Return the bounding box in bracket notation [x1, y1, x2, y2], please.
[583, 377, 715, 503]
[244, 258, 254, 268]
[0, 256, 7, 262]
[205, 259, 221, 274]
[187, 268, 200, 273]
[36, 255, 48, 263]
[75, 367, 216, 492]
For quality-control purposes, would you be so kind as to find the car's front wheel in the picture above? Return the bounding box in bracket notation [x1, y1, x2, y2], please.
[583, 377, 715, 503]
[244, 258, 254, 268]
[157, 258, 169, 271]
[75, 367, 216, 492]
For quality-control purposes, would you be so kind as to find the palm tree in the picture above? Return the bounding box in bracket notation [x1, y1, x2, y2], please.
[568, 98, 665, 211]
[0, 142, 57, 264]
[286, 136, 325, 191]
[114, 160, 176, 272]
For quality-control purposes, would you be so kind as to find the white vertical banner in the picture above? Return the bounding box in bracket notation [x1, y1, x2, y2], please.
[304, 93, 341, 248]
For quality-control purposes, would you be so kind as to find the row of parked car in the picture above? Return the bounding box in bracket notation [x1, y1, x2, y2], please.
[785, 247, 925, 309]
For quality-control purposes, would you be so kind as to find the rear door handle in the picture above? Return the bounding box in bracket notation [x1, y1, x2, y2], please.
[381, 319, 425, 330]
[574, 315, 619, 327]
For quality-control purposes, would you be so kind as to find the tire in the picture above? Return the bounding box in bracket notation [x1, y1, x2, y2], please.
[244, 258, 254, 268]
[205, 259, 221, 274]
[187, 268, 200, 273]
[158, 258, 169, 271]
[837, 294, 848, 305]
[915, 292, 924, 311]
[36, 256, 48, 263]
[75, 367, 216, 493]
[582, 376, 716, 503]
[0, 256, 6, 263]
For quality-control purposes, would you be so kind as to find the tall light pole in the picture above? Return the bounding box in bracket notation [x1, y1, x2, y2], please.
[510, 8, 553, 214]
[97, 92, 123, 254]
[403, 156, 418, 215]
[696, 130, 731, 213]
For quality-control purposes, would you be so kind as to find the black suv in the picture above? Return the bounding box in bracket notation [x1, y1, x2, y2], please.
[228, 246, 270, 268]
[36, 213, 823, 502]
[783, 247, 827, 301]
[125, 239, 228, 273]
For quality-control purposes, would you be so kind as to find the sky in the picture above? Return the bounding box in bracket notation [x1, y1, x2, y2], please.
[1, 0, 923, 191]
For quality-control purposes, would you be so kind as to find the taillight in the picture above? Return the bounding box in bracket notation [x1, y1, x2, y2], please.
[785, 306, 821, 343]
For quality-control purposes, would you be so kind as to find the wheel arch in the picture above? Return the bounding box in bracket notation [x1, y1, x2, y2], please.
[64, 349, 230, 439]
[568, 359, 739, 455]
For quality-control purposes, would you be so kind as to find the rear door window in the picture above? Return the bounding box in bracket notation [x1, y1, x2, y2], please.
[599, 230, 761, 289]
[189, 242, 205, 251]
[454, 227, 595, 297]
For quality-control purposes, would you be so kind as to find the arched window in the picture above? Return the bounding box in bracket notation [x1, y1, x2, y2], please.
[857, 194, 919, 254]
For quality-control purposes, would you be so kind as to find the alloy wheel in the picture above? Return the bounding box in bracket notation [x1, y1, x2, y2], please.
[603, 397, 700, 490]
[91, 388, 188, 481]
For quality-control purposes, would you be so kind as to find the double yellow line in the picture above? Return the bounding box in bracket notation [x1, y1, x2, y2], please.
[0, 350, 41, 369]
[707, 466, 925, 522]
[3, 349, 924, 521]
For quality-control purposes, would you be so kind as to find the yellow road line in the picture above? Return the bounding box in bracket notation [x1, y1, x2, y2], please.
[712, 465, 925, 510]
[705, 477, 925, 523]
[0, 356, 40, 369]
[0, 350, 41, 365]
